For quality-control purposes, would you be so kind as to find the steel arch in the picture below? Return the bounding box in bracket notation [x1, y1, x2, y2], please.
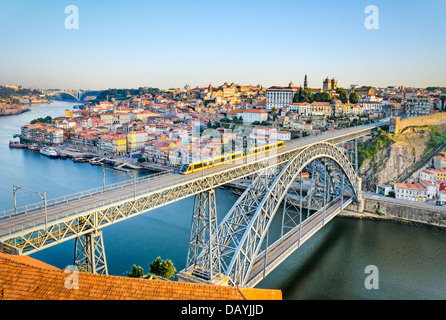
[221, 142, 361, 287]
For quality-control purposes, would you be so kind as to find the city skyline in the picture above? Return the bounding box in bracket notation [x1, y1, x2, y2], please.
[1, 0, 445, 90]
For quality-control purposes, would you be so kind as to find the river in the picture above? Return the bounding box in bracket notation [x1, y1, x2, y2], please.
[1, 101, 446, 299]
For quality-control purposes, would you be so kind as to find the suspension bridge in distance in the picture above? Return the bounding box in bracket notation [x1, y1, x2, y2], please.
[0, 121, 388, 287]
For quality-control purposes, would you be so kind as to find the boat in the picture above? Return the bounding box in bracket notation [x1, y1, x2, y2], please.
[28, 145, 40, 151]
[59, 153, 68, 159]
[9, 141, 27, 149]
[40, 147, 59, 158]
[231, 189, 243, 196]
[72, 157, 87, 163]
[90, 160, 103, 166]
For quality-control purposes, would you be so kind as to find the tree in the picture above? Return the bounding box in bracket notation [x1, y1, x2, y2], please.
[251, 121, 261, 126]
[127, 264, 144, 278]
[30, 116, 52, 124]
[149, 257, 176, 280]
[336, 88, 349, 104]
[293, 87, 313, 103]
[313, 92, 333, 103]
[349, 92, 360, 104]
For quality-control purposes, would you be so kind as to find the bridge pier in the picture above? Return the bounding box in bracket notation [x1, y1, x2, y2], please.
[74, 230, 108, 275]
[181, 189, 225, 284]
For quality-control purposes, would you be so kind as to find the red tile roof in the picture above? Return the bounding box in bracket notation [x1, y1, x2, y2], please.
[0, 253, 281, 300]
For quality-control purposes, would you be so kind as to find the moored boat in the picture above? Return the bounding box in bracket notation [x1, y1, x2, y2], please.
[28, 144, 40, 151]
[40, 147, 59, 158]
[9, 141, 27, 149]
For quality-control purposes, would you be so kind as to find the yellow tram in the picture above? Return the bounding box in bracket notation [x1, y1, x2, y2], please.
[179, 141, 285, 174]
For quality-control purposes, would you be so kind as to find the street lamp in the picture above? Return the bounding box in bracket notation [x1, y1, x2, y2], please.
[13, 185, 47, 227]
[102, 167, 114, 191]
[120, 171, 137, 199]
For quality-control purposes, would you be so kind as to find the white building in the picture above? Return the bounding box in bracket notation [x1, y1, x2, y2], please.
[241, 109, 268, 124]
[419, 180, 437, 200]
[250, 127, 291, 144]
[359, 101, 383, 113]
[420, 169, 436, 183]
[394, 182, 427, 202]
[406, 97, 433, 117]
[265, 82, 299, 110]
[289, 103, 312, 117]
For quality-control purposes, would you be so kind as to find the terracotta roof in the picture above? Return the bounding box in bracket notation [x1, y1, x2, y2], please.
[0, 253, 281, 300]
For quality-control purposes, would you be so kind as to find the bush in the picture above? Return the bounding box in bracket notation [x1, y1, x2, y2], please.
[137, 157, 146, 163]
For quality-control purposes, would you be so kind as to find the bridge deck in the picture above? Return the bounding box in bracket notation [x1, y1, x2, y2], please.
[0, 123, 384, 247]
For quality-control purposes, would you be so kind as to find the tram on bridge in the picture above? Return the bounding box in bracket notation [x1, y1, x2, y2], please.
[180, 141, 286, 174]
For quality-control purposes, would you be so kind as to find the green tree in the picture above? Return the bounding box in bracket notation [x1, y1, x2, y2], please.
[30, 116, 52, 124]
[127, 264, 144, 278]
[349, 92, 360, 104]
[149, 257, 177, 280]
[313, 92, 333, 103]
[336, 88, 349, 104]
[293, 87, 313, 103]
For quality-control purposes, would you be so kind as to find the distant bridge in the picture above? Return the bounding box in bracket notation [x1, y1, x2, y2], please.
[48, 90, 83, 101]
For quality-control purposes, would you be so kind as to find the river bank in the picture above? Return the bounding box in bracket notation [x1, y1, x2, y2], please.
[338, 209, 446, 230]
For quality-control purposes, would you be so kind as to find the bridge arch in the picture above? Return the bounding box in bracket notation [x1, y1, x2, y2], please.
[219, 142, 361, 287]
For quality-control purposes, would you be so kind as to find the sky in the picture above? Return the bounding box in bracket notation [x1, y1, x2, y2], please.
[0, 0, 445, 90]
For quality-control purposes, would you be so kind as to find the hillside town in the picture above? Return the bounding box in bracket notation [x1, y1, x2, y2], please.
[12, 77, 446, 171]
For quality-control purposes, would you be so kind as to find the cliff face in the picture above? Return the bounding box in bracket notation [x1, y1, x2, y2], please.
[359, 127, 432, 191]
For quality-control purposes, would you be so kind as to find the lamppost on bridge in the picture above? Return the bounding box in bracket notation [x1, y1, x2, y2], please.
[13, 185, 47, 227]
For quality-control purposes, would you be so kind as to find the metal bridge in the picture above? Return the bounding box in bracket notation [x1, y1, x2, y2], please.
[0, 122, 387, 287]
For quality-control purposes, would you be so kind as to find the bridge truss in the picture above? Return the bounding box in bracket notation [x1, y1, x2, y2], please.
[1, 124, 378, 277]
[183, 140, 362, 287]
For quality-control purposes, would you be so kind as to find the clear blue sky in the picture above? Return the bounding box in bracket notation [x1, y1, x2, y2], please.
[1, 0, 445, 90]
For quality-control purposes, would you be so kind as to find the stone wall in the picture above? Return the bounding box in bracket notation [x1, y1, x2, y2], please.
[390, 113, 446, 134]
[350, 197, 446, 228]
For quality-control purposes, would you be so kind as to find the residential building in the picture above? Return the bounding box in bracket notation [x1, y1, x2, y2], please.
[241, 109, 268, 124]
[311, 102, 332, 117]
[419, 180, 437, 200]
[405, 97, 433, 117]
[394, 182, 427, 201]
[289, 103, 311, 116]
[433, 155, 446, 170]
[420, 169, 436, 183]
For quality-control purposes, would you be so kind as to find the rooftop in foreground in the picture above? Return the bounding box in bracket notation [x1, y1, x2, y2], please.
[0, 252, 282, 300]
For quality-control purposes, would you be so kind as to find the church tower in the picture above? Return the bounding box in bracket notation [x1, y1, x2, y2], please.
[304, 74, 308, 89]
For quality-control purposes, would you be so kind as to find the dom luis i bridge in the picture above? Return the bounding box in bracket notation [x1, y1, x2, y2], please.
[0, 122, 387, 288]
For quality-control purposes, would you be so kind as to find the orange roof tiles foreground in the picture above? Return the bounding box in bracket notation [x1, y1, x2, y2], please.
[0, 253, 281, 300]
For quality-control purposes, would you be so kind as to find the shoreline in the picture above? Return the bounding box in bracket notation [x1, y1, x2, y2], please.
[0, 108, 30, 117]
[338, 209, 446, 230]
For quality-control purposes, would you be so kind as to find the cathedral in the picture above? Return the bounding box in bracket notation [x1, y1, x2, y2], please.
[323, 77, 338, 91]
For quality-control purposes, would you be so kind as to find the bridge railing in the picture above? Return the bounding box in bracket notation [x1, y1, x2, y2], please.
[0, 169, 188, 237]
[0, 170, 172, 221]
